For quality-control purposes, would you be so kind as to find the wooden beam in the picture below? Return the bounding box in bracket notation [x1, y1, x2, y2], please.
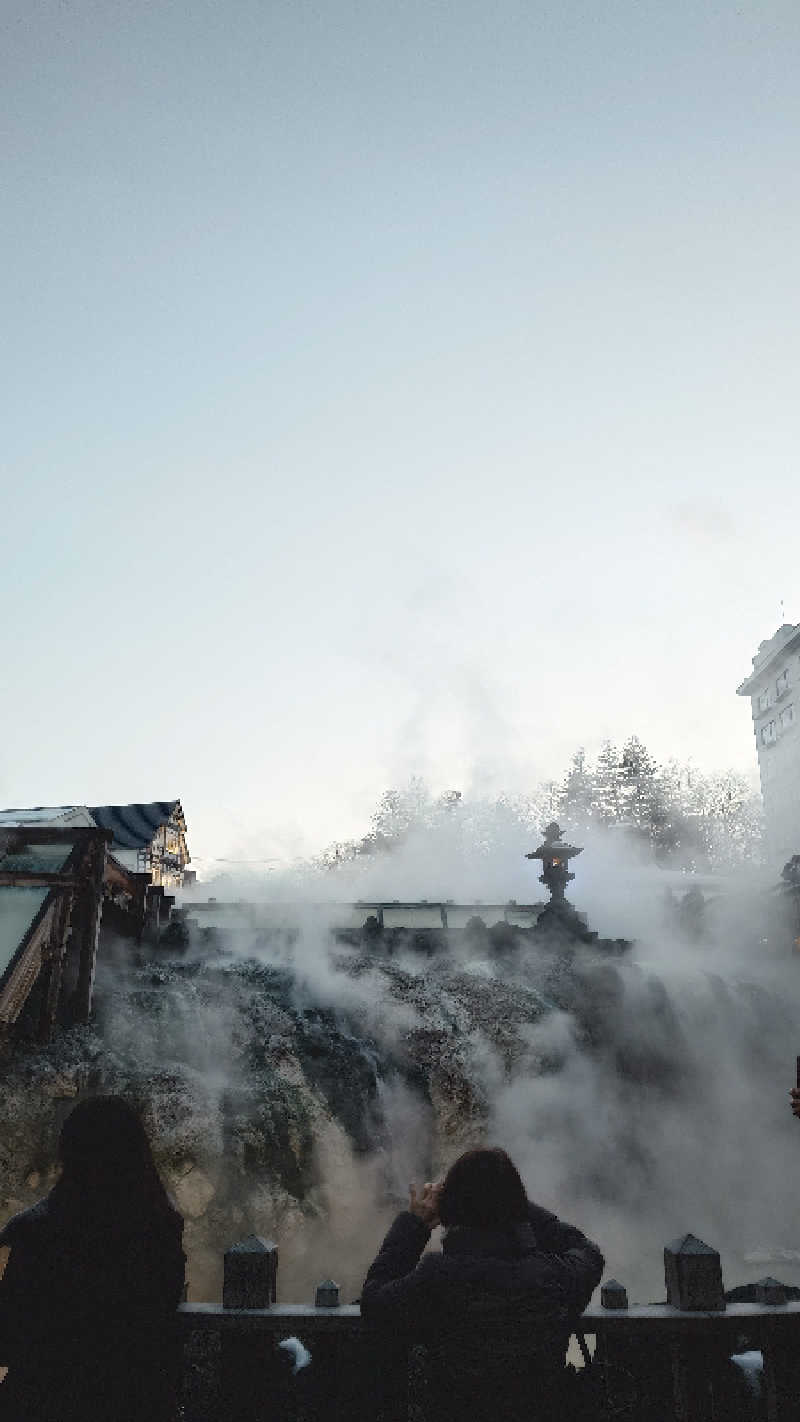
[0, 827, 112, 844]
[37, 890, 74, 1043]
[0, 873, 79, 888]
[74, 838, 107, 1023]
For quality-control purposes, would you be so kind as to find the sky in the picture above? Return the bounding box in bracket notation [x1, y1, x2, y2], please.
[2, 0, 800, 866]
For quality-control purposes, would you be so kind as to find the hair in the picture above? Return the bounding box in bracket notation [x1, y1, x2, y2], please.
[438, 1147, 529, 1230]
[54, 1095, 178, 1231]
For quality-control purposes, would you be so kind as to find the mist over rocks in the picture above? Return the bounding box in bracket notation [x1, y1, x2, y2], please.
[3, 820, 800, 1307]
[0, 924, 581, 1298]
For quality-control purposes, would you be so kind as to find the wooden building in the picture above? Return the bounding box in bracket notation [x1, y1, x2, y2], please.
[89, 800, 190, 889]
[0, 800, 190, 1048]
[0, 825, 109, 1051]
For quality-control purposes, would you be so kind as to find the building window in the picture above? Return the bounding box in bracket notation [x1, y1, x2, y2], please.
[780, 704, 795, 729]
[761, 721, 777, 746]
[777, 669, 790, 696]
[758, 689, 771, 712]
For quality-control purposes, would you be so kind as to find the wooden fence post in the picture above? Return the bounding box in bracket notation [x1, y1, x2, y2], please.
[664, 1236, 725, 1313]
[758, 1309, 800, 1422]
[220, 1237, 282, 1422]
[663, 1235, 733, 1422]
[223, 1235, 278, 1308]
[302, 1282, 342, 1422]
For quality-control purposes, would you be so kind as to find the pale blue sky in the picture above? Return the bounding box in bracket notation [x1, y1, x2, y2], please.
[2, 0, 799, 864]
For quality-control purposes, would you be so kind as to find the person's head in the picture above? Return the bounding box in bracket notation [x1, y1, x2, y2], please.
[438, 1147, 528, 1230]
[57, 1095, 173, 1221]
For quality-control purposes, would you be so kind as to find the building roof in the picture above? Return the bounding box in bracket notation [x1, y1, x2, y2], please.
[89, 801, 183, 850]
[737, 623, 800, 696]
[0, 806, 95, 829]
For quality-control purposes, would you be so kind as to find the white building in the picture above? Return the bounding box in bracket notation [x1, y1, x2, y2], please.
[737, 624, 800, 864]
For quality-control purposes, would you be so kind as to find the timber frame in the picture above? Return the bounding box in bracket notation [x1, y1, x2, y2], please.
[0, 826, 111, 1049]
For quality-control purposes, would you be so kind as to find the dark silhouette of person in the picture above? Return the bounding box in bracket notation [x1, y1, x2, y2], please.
[361, 1147, 604, 1422]
[0, 1095, 185, 1422]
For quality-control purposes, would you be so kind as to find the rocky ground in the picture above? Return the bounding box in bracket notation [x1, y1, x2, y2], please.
[4, 918, 793, 1305]
[0, 925, 584, 1297]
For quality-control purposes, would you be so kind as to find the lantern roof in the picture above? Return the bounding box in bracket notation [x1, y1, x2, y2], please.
[525, 821, 584, 863]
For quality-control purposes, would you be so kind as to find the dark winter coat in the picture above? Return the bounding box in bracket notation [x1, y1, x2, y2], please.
[361, 1203, 604, 1422]
[0, 1187, 185, 1422]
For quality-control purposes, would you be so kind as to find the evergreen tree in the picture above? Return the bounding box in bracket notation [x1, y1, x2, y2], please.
[315, 752, 762, 878]
[558, 748, 595, 830]
[364, 777, 432, 851]
[592, 741, 622, 824]
[649, 759, 701, 864]
[618, 736, 659, 833]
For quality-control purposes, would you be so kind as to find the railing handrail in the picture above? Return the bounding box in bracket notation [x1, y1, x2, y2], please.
[178, 1298, 800, 1332]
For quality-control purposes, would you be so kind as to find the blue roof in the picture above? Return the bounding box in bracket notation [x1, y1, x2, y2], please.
[89, 801, 182, 850]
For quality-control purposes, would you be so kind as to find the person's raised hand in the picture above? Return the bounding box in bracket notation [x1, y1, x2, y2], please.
[790, 1087, 800, 1118]
[408, 1180, 443, 1228]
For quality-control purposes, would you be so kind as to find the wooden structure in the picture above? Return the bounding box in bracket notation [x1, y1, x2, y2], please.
[182, 900, 543, 932]
[90, 801, 190, 889]
[0, 826, 110, 1049]
[170, 1231, 800, 1421]
[0, 802, 193, 1045]
[354, 900, 541, 930]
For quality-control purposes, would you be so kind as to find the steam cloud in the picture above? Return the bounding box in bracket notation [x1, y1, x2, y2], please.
[95, 793, 800, 1305]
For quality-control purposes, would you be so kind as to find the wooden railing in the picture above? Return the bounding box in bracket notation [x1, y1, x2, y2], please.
[174, 1235, 800, 1422]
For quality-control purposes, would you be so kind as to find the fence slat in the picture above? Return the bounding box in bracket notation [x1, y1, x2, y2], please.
[176, 1294, 800, 1421]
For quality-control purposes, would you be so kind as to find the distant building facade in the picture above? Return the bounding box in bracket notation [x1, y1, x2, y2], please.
[737, 624, 800, 863]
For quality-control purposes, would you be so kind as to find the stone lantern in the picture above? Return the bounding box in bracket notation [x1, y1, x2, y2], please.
[524, 820, 630, 951]
[526, 822, 583, 905]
